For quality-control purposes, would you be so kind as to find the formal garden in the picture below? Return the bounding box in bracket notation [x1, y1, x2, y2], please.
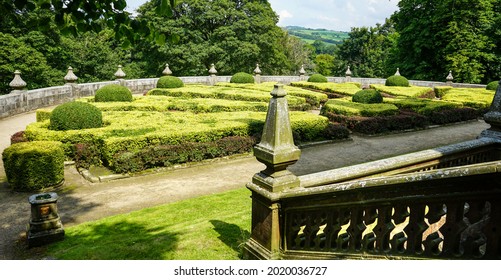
[1, 70, 499, 260]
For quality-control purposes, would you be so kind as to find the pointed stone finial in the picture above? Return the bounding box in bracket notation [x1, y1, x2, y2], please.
[114, 65, 126, 80]
[299, 64, 306, 76]
[252, 84, 301, 193]
[446, 71, 454, 84]
[162, 63, 172, 76]
[395, 68, 401, 76]
[64, 66, 78, 84]
[345, 66, 352, 77]
[208, 63, 217, 76]
[254, 63, 262, 75]
[9, 70, 27, 90]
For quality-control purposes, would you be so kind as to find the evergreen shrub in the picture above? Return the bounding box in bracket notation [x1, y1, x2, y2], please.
[230, 72, 254, 84]
[2, 141, 65, 191]
[95, 84, 133, 102]
[308, 74, 328, 83]
[352, 89, 383, 104]
[49, 101, 103, 131]
[157, 76, 184, 88]
[385, 75, 410, 87]
[486, 81, 499, 91]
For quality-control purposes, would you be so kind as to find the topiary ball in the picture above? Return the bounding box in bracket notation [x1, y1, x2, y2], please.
[352, 89, 383, 104]
[486, 81, 499, 91]
[230, 72, 255, 83]
[385, 75, 410, 87]
[2, 141, 65, 191]
[308, 74, 328, 83]
[95, 84, 133, 102]
[157, 76, 185, 88]
[49, 101, 103, 131]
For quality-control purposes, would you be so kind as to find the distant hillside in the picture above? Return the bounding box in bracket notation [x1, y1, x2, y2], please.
[284, 26, 349, 45]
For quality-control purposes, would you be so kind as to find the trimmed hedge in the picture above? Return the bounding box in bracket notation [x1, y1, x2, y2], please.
[486, 81, 499, 91]
[434, 86, 453, 98]
[2, 141, 65, 191]
[321, 98, 399, 117]
[230, 72, 254, 84]
[385, 98, 462, 116]
[308, 74, 328, 83]
[291, 81, 361, 97]
[352, 89, 383, 104]
[385, 75, 410, 87]
[215, 82, 328, 107]
[370, 84, 434, 98]
[49, 101, 103, 131]
[95, 84, 133, 102]
[441, 88, 494, 109]
[157, 76, 184, 88]
[25, 110, 333, 171]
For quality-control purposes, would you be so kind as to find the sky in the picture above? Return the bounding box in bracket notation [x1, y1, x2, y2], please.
[125, 0, 400, 32]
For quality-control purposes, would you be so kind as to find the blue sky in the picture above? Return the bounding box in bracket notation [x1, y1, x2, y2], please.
[126, 0, 399, 32]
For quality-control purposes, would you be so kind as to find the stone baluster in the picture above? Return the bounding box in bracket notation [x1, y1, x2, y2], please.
[254, 63, 262, 84]
[162, 63, 172, 76]
[244, 84, 301, 260]
[446, 71, 454, 86]
[345, 66, 352, 82]
[208, 63, 218, 86]
[9, 70, 27, 93]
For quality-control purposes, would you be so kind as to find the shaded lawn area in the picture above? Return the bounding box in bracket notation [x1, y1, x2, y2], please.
[47, 188, 251, 260]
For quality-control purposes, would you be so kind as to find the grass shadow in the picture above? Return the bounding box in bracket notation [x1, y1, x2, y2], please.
[46, 220, 179, 260]
[210, 220, 250, 258]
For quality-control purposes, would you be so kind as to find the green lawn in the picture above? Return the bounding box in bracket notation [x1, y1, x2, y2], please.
[47, 187, 251, 260]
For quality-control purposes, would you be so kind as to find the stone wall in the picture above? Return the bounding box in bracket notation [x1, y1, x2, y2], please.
[0, 75, 487, 119]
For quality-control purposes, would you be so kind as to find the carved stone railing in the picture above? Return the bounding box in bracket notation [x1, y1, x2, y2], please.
[243, 79, 501, 260]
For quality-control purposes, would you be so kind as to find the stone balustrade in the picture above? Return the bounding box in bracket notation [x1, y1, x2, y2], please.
[0, 65, 488, 119]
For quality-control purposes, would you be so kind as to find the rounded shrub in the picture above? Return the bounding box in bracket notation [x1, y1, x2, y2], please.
[49, 101, 103, 131]
[230, 72, 255, 84]
[308, 74, 328, 83]
[2, 141, 65, 191]
[385, 75, 410, 87]
[486, 81, 499, 91]
[95, 84, 133, 102]
[352, 89, 383, 104]
[157, 76, 184, 88]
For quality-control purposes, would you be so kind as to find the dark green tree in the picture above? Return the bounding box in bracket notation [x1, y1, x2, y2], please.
[335, 20, 397, 78]
[133, 0, 290, 76]
[391, 0, 499, 83]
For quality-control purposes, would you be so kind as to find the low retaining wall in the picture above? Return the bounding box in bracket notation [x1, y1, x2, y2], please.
[0, 75, 487, 119]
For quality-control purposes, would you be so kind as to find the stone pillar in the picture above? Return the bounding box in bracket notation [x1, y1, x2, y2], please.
[115, 65, 126, 86]
[395, 68, 401, 76]
[162, 63, 172, 76]
[208, 63, 217, 86]
[254, 63, 262, 84]
[345, 66, 352, 83]
[244, 84, 301, 260]
[446, 71, 454, 86]
[299, 65, 306, 81]
[64, 66, 79, 98]
[481, 79, 501, 140]
[9, 70, 27, 93]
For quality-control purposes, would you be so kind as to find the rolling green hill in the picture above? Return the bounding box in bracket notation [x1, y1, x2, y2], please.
[285, 26, 349, 45]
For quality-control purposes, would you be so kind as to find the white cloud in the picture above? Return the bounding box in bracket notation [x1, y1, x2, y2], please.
[279, 10, 293, 20]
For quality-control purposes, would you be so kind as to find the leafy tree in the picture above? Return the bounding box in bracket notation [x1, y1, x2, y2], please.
[133, 0, 291, 76]
[335, 20, 397, 78]
[281, 34, 313, 74]
[314, 54, 335, 76]
[0, 32, 62, 94]
[391, 0, 499, 83]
